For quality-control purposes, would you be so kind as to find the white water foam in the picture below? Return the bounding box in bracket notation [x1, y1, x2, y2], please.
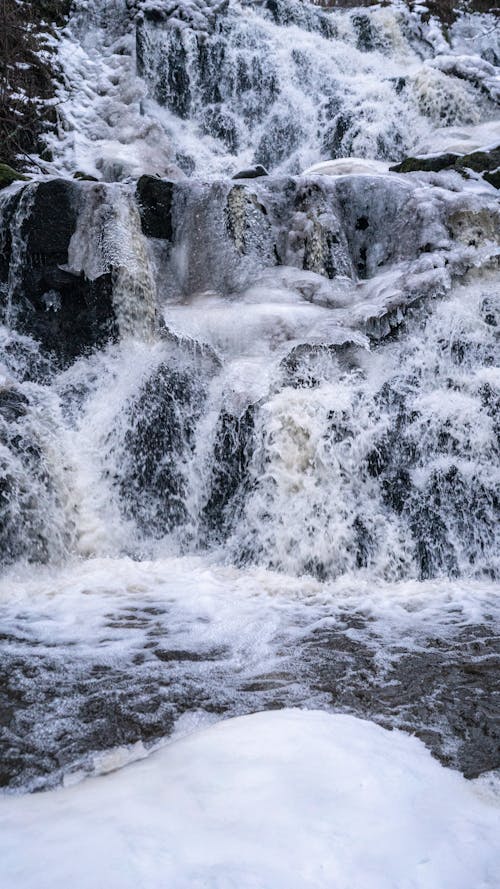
[46, 1, 500, 178]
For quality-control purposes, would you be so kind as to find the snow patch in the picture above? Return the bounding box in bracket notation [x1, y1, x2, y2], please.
[0, 709, 498, 889]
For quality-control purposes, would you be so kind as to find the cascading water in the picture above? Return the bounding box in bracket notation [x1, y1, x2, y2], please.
[0, 0, 499, 794]
[46, 0, 500, 178]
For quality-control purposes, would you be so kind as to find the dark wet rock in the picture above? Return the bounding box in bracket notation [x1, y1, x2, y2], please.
[456, 145, 500, 175]
[72, 171, 99, 181]
[483, 169, 500, 189]
[1, 606, 498, 792]
[12, 271, 116, 368]
[136, 175, 174, 239]
[25, 179, 77, 255]
[352, 11, 381, 52]
[115, 356, 211, 537]
[0, 163, 29, 189]
[301, 621, 500, 778]
[390, 153, 461, 174]
[202, 406, 255, 540]
[232, 165, 269, 180]
[154, 647, 228, 663]
[1, 180, 117, 367]
[0, 387, 29, 423]
[391, 145, 500, 189]
[0, 605, 238, 791]
[0, 651, 177, 790]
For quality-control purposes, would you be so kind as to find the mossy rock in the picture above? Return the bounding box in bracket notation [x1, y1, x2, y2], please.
[391, 145, 500, 189]
[483, 170, 500, 190]
[390, 154, 460, 174]
[0, 163, 29, 190]
[456, 146, 500, 175]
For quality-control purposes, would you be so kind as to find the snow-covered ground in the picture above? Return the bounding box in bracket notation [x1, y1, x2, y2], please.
[1, 709, 498, 889]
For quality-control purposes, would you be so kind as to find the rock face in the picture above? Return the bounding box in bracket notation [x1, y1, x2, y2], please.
[391, 145, 500, 188]
[0, 181, 117, 368]
[2, 171, 497, 376]
[390, 153, 462, 174]
[0, 170, 498, 580]
[136, 175, 175, 239]
[0, 164, 29, 190]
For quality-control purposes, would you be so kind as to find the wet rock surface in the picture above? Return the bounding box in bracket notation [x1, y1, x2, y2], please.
[232, 165, 269, 180]
[391, 145, 500, 188]
[136, 175, 175, 239]
[0, 606, 497, 791]
[115, 361, 208, 537]
[302, 621, 500, 779]
[0, 181, 117, 367]
[0, 165, 29, 190]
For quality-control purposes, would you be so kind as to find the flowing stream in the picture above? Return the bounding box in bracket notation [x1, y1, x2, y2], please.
[0, 0, 499, 792]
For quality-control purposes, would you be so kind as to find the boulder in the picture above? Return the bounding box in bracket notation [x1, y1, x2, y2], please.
[0, 163, 28, 190]
[390, 153, 461, 174]
[136, 175, 174, 240]
[232, 165, 269, 180]
[72, 171, 99, 181]
[391, 145, 500, 188]
[1, 180, 117, 367]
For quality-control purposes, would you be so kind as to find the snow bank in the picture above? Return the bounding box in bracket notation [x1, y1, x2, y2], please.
[0, 709, 498, 888]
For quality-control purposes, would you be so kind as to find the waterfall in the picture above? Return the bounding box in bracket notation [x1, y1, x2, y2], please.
[0, 166, 497, 577]
[0, 0, 499, 794]
[64, 183, 158, 340]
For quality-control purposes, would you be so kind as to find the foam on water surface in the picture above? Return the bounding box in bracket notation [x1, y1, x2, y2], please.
[0, 550, 498, 789]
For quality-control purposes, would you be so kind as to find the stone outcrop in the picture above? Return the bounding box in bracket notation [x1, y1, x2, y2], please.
[391, 145, 500, 189]
[0, 180, 117, 367]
